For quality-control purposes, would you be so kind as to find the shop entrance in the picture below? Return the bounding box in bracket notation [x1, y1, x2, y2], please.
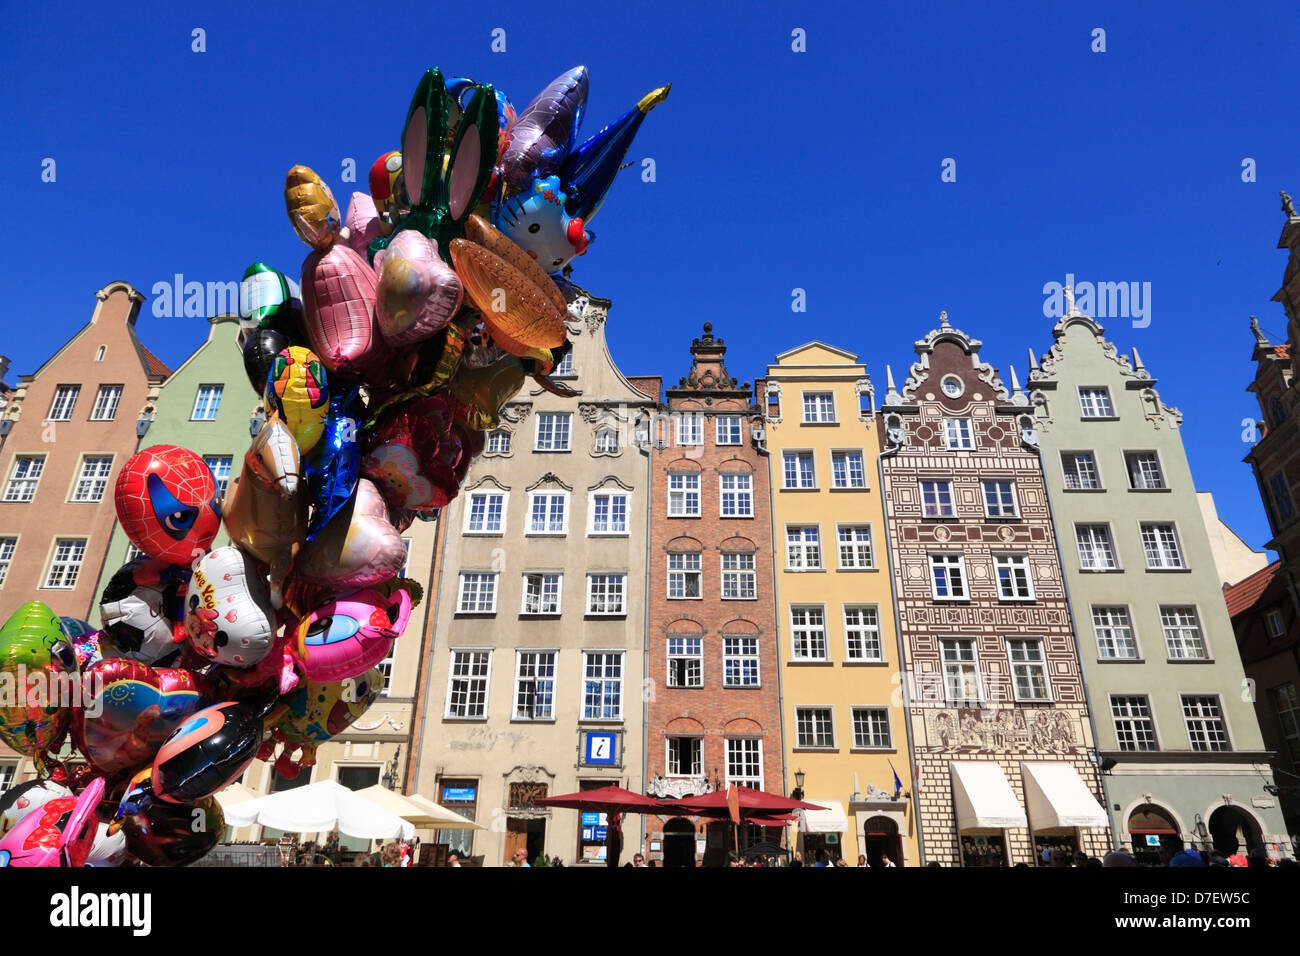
[959, 832, 1007, 867]
[1032, 830, 1079, 866]
[1209, 805, 1264, 858]
[662, 818, 695, 867]
[503, 817, 546, 865]
[1128, 804, 1182, 866]
[862, 815, 902, 867]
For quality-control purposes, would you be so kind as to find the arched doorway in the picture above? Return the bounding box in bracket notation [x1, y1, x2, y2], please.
[662, 818, 695, 867]
[1209, 806, 1264, 858]
[1128, 804, 1182, 866]
[862, 815, 902, 867]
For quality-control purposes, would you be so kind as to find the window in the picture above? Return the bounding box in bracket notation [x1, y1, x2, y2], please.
[942, 639, 981, 701]
[89, 385, 123, 421]
[94, 346, 106, 363]
[725, 738, 762, 790]
[0, 760, 14, 791]
[1265, 609, 1285, 639]
[930, 554, 968, 600]
[436, 781, 478, 856]
[487, 430, 512, 454]
[766, 386, 781, 420]
[943, 418, 974, 449]
[527, 491, 568, 534]
[71, 456, 113, 502]
[445, 650, 491, 718]
[1061, 452, 1101, 490]
[676, 413, 703, 446]
[43, 538, 86, 589]
[595, 429, 619, 453]
[203, 455, 233, 499]
[795, 708, 835, 748]
[921, 479, 955, 517]
[1093, 606, 1138, 659]
[723, 637, 760, 687]
[852, 708, 892, 749]
[721, 553, 756, 599]
[781, 451, 815, 489]
[837, 525, 874, 569]
[786, 526, 822, 570]
[514, 651, 556, 720]
[1079, 387, 1114, 418]
[940, 375, 964, 398]
[667, 474, 701, 517]
[47, 385, 80, 421]
[583, 652, 624, 720]
[1182, 696, 1229, 751]
[521, 573, 562, 615]
[1269, 473, 1295, 523]
[716, 416, 742, 445]
[457, 572, 498, 613]
[830, 450, 866, 489]
[398, 537, 411, 578]
[983, 480, 1017, 517]
[1273, 684, 1300, 765]
[535, 412, 572, 451]
[191, 385, 223, 421]
[1076, 524, 1118, 570]
[802, 392, 836, 423]
[0, 537, 15, 588]
[667, 638, 703, 687]
[1141, 523, 1185, 569]
[790, 606, 827, 660]
[843, 606, 883, 661]
[586, 574, 627, 615]
[589, 492, 629, 535]
[1160, 606, 1206, 659]
[719, 474, 753, 517]
[667, 553, 702, 599]
[1112, 696, 1158, 751]
[1008, 639, 1050, 701]
[994, 554, 1034, 601]
[554, 351, 574, 376]
[464, 491, 506, 533]
[1126, 452, 1166, 490]
[4, 455, 45, 502]
[667, 737, 702, 776]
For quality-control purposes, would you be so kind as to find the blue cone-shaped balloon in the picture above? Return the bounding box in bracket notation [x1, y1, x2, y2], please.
[560, 84, 669, 224]
[305, 384, 364, 541]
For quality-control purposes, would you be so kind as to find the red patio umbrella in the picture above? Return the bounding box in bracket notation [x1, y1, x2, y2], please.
[533, 785, 673, 815]
[662, 786, 824, 819]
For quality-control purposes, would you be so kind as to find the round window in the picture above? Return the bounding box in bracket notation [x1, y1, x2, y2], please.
[941, 375, 964, 398]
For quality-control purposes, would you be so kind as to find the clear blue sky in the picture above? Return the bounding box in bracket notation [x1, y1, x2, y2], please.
[2, 1, 1296, 551]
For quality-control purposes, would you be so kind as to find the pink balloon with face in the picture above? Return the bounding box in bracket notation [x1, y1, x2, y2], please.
[291, 588, 412, 683]
[0, 777, 103, 867]
[300, 242, 392, 381]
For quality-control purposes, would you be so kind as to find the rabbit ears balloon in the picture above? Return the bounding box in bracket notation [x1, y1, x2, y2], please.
[115, 446, 222, 565]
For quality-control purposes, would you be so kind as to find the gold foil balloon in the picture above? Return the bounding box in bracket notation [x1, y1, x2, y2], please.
[285, 165, 342, 249]
[222, 417, 307, 608]
[448, 238, 567, 351]
[448, 356, 527, 431]
[293, 478, 407, 590]
[464, 214, 568, 315]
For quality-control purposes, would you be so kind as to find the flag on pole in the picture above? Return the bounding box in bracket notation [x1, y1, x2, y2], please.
[888, 761, 903, 798]
[915, 764, 923, 795]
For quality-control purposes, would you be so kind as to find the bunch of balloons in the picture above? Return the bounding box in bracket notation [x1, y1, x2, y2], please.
[0, 64, 667, 866]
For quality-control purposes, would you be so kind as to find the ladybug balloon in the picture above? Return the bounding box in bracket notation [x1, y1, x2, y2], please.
[115, 447, 222, 565]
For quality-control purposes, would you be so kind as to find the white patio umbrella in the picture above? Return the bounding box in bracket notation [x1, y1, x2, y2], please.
[404, 792, 485, 830]
[223, 780, 416, 840]
[213, 782, 259, 811]
[354, 785, 455, 829]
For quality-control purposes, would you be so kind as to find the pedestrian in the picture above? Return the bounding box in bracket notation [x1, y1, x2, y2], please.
[512, 847, 530, 867]
[834, 858, 847, 867]
[633, 853, 648, 867]
[881, 854, 896, 868]
[1102, 850, 1136, 867]
[790, 852, 803, 868]
[856, 854, 870, 868]
[380, 842, 402, 867]
[447, 851, 462, 868]
[1168, 849, 1207, 867]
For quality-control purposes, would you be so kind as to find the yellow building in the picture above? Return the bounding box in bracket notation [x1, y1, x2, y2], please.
[762, 343, 918, 866]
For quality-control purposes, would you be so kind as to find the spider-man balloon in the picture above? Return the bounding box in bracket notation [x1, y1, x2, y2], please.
[114, 447, 222, 566]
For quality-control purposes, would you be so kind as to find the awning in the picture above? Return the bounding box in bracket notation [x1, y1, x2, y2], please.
[1020, 762, 1109, 829]
[798, 800, 849, 834]
[949, 761, 1028, 830]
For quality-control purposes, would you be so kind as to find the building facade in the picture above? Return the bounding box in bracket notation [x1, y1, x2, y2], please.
[1030, 299, 1289, 863]
[410, 288, 657, 866]
[642, 323, 782, 866]
[764, 342, 918, 866]
[879, 313, 1111, 867]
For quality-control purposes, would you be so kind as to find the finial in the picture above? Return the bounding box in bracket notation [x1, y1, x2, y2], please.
[1064, 284, 1079, 316]
[939, 310, 950, 329]
[1251, 315, 1269, 345]
[886, 365, 896, 390]
[1282, 190, 1297, 220]
[703, 322, 712, 334]
[1026, 347, 1039, 371]
[1131, 346, 1146, 374]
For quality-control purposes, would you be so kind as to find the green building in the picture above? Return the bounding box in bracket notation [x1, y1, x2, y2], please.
[93, 314, 261, 614]
[1029, 294, 1291, 862]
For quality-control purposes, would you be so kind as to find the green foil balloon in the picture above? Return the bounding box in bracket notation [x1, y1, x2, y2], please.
[0, 602, 77, 766]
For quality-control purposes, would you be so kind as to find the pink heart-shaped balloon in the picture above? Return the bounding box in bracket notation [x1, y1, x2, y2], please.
[293, 479, 407, 590]
[375, 230, 463, 347]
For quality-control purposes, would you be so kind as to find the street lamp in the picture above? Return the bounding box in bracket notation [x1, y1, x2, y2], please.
[1193, 812, 1210, 849]
[792, 769, 805, 801]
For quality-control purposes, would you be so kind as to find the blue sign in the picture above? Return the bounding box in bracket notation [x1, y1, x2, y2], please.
[580, 812, 603, 826]
[584, 731, 617, 766]
[442, 787, 476, 802]
[594, 826, 608, 841]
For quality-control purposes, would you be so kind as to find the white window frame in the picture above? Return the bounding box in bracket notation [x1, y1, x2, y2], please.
[1182, 695, 1230, 752]
[920, 479, 955, 517]
[1076, 523, 1119, 571]
[534, 412, 573, 452]
[582, 651, 625, 721]
[1160, 605, 1208, 660]
[786, 525, 822, 570]
[725, 737, 764, 791]
[982, 479, 1019, 517]
[486, 429, 512, 454]
[444, 649, 492, 719]
[667, 473, 701, 517]
[1061, 451, 1102, 490]
[830, 449, 867, 489]
[836, 525, 875, 570]
[789, 605, 828, 661]
[781, 450, 816, 489]
[463, 490, 508, 535]
[456, 572, 499, 613]
[1078, 386, 1115, 418]
[1125, 450, 1166, 490]
[594, 428, 619, 453]
[586, 574, 627, 615]
[993, 553, 1034, 601]
[929, 553, 968, 600]
[4, 455, 46, 502]
[667, 552, 703, 600]
[721, 552, 757, 600]
[666, 736, 703, 777]
[794, 707, 836, 749]
[513, 650, 557, 721]
[851, 707, 893, 750]
[801, 391, 837, 424]
[553, 351, 574, 376]
[42, 537, 87, 590]
[1092, 606, 1139, 660]
[1265, 609, 1285, 639]
[715, 415, 743, 445]
[666, 636, 704, 688]
[719, 473, 754, 517]
[191, 384, 223, 421]
[70, 455, 114, 503]
[588, 490, 630, 536]
[676, 412, 704, 446]
[520, 572, 563, 616]
[943, 417, 974, 449]
[526, 490, 569, 536]
[1007, 638, 1051, 702]
[722, 636, 760, 687]
[203, 455, 234, 500]
[843, 604, 884, 662]
[47, 384, 80, 422]
[0, 537, 17, 588]
[1111, 695, 1159, 752]
[1141, 522, 1185, 570]
[89, 384, 123, 421]
[941, 638, 982, 702]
